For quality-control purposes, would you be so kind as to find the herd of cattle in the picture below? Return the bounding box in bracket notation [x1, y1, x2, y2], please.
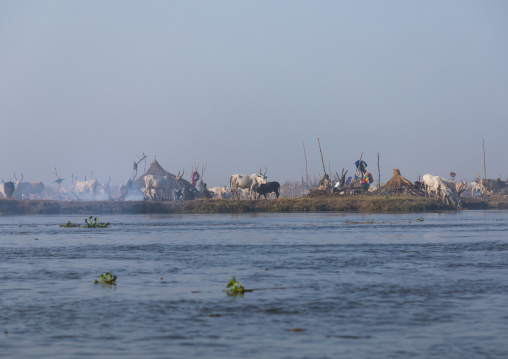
[1, 169, 507, 204]
[420, 174, 508, 208]
[140, 168, 280, 201]
[0, 168, 280, 201]
[0, 174, 45, 200]
[0, 174, 112, 201]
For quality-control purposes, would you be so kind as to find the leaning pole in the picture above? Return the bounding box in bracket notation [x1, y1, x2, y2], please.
[483, 138, 486, 179]
[317, 138, 327, 178]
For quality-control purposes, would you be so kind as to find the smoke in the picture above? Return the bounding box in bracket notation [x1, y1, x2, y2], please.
[123, 190, 144, 201]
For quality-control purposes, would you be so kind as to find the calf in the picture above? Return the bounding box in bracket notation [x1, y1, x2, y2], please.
[256, 181, 280, 199]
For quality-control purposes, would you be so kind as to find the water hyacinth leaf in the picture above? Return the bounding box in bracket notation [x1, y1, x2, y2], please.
[94, 272, 117, 285]
[224, 276, 245, 295]
[62, 216, 110, 228]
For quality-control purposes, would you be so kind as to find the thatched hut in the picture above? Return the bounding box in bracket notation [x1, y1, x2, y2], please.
[377, 169, 418, 195]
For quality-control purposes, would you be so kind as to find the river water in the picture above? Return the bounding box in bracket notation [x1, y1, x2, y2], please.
[1, 211, 507, 358]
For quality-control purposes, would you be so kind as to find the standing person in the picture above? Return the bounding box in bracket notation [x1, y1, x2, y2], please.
[319, 174, 331, 191]
[362, 172, 373, 192]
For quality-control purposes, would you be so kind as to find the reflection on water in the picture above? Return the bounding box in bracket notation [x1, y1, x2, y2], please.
[1, 211, 508, 358]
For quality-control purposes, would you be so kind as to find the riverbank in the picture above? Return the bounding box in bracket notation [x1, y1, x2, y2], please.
[1, 195, 506, 215]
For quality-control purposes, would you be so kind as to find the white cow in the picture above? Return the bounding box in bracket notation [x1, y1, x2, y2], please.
[13, 173, 44, 199]
[14, 182, 45, 199]
[141, 187, 165, 200]
[75, 179, 99, 200]
[423, 174, 459, 208]
[440, 178, 464, 207]
[143, 170, 184, 201]
[422, 174, 443, 198]
[463, 181, 482, 198]
[208, 186, 232, 199]
[230, 168, 267, 199]
[144, 175, 171, 200]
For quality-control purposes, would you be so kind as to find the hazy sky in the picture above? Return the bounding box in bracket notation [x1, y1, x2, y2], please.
[1, 1, 507, 188]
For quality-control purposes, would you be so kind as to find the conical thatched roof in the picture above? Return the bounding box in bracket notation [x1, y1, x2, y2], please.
[133, 160, 192, 189]
[381, 169, 414, 191]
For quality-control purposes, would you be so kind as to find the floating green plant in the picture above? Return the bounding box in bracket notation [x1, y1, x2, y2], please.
[60, 221, 81, 228]
[60, 216, 110, 228]
[224, 276, 255, 295]
[345, 219, 376, 225]
[93, 272, 117, 285]
[409, 217, 425, 224]
[223, 276, 298, 296]
[85, 216, 110, 228]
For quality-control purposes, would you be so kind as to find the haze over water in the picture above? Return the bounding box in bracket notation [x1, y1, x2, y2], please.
[1, 2, 507, 188]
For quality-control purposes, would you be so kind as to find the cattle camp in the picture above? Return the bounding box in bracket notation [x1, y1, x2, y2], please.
[1, 150, 507, 214]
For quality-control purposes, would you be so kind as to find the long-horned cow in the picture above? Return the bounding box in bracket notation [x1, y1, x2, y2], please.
[143, 170, 185, 201]
[464, 181, 482, 197]
[480, 178, 508, 196]
[75, 179, 99, 199]
[13, 173, 44, 199]
[422, 174, 459, 208]
[230, 168, 267, 199]
[1, 178, 15, 199]
[440, 178, 466, 208]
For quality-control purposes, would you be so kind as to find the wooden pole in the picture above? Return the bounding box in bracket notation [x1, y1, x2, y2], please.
[317, 138, 327, 177]
[377, 152, 380, 187]
[483, 138, 486, 179]
[302, 141, 309, 187]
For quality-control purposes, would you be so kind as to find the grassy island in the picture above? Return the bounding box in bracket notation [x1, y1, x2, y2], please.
[0, 194, 505, 215]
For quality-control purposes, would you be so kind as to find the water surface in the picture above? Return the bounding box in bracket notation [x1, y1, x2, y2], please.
[1, 211, 507, 358]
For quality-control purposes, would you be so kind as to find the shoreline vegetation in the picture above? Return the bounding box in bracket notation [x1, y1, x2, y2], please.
[0, 194, 507, 215]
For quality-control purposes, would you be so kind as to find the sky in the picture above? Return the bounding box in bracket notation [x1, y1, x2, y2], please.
[1, 1, 507, 189]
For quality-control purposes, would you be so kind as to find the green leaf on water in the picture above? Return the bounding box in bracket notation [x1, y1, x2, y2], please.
[94, 272, 117, 285]
[224, 276, 245, 295]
